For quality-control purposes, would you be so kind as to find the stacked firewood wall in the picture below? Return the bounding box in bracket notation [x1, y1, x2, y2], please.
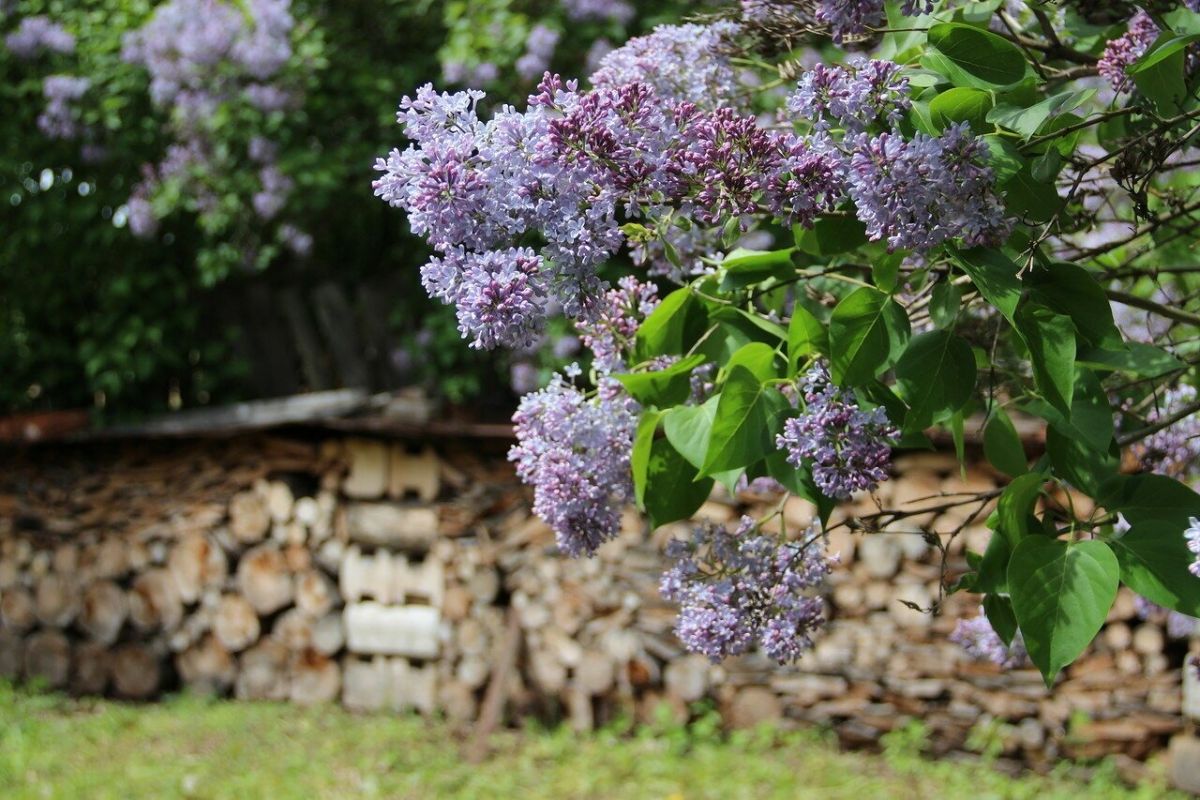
[0, 434, 1196, 775]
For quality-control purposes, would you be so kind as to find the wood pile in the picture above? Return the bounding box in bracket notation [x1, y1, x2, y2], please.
[0, 435, 1195, 776]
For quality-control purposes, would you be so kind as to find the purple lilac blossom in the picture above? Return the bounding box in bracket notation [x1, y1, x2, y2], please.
[37, 75, 90, 140]
[590, 22, 744, 110]
[845, 123, 1012, 252]
[575, 276, 659, 374]
[776, 364, 897, 499]
[660, 516, 832, 663]
[817, 0, 932, 43]
[1136, 384, 1200, 480]
[765, 132, 845, 227]
[1098, 11, 1158, 92]
[422, 247, 549, 350]
[561, 0, 635, 24]
[4, 15, 75, 59]
[787, 58, 911, 132]
[516, 24, 561, 82]
[278, 224, 313, 257]
[950, 609, 1029, 668]
[252, 164, 293, 220]
[510, 361, 540, 395]
[509, 374, 637, 557]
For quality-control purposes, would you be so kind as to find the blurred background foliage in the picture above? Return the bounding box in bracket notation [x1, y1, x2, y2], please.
[0, 0, 695, 419]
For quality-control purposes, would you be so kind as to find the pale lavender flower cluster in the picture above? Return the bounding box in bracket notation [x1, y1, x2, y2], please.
[4, 15, 74, 59]
[516, 24, 561, 82]
[442, 61, 499, 87]
[37, 75, 90, 140]
[590, 22, 744, 109]
[776, 364, 897, 499]
[422, 247, 548, 349]
[660, 516, 832, 663]
[508, 374, 638, 556]
[561, 0, 635, 24]
[122, 0, 295, 116]
[765, 132, 845, 227]
[1137, 384, 1200, 480]
[950, 609, 1029, 668]
[575, 276, 660, 373]
[846, 123, 1012, 252]
[1098, 11, 1159, 92]
[817, 0, 932, 43]
[787, 58, 911, 132]
[121, 0, 306, 245]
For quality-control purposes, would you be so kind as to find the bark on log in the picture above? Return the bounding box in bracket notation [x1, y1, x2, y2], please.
[25, 630, 71, 689]
[213, 594, 260, 653]
[111, 643, 161, 699]
[236, 544, 294, 615]
[90, 537, 130, 580]
[79, 580, 129, 645]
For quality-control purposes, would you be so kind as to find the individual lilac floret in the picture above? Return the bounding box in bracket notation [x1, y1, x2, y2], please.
[787, 58, 911, 132]
[561, 0, 635, 24]
[660, 516, 832, 663]
[589, 22, 744, 110]
[37, 75, 90, 140]
[1187, 517, 1200, 579]
[575, 276, 659, 374]
[776, 364, 897, 499]
[846, 123, 1011, 252]
[1098, 11, 1159, 92]
[950, 609, 1029, 668]
[422, 247, 548, 350]
[509, 374, 637, 557]
[516, 24, 561, 82]
[4, 15, 75, 59]
[1136, 384, 1200, 481]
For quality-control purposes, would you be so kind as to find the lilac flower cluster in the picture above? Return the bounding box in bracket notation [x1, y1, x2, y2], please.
[1098, 11, 1158, 92]
[508, 374, 638, 557]
[787, 58, 911, 132]
[660, 516, 832, 663]
[121, 0, 308, 247]
[845, 124, 1012, 252]
[779, 59, 1009, 250]
[37, 75, 90, 140]
[776, 364, 897, 499]
[4, 15, 74, 59]
[590, 22, 744, 109]
[950, 609, 1029, 668]
[422, 247, 548, 350]
[121, 0, 295, 116]
[561, 0, 634, 25]
[816, 0, 931, 44]
[1137, 384, 1200, 480]
[516, 24, 561, 82]
[575, 276, 660, 374]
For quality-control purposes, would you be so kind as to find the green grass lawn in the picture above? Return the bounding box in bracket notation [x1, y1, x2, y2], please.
[0, 683, 1182, 800]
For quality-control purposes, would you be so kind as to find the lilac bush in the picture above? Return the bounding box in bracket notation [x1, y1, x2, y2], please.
[950, 610, 1029, 668]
